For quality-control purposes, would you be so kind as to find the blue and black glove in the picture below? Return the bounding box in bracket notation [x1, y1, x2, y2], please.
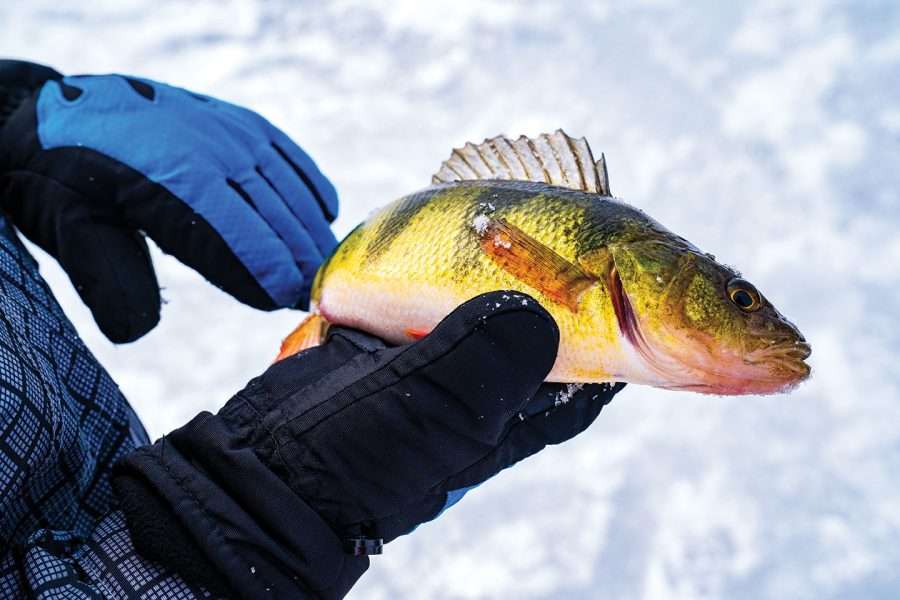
[112, 291, 625, 598]
[0, 60, 337, 342]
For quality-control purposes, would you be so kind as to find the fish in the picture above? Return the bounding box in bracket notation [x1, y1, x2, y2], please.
[276, 130, 811, 395]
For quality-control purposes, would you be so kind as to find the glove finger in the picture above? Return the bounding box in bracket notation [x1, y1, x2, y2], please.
[124, 176, 306, 310]
[257, 148, 338, 258]
[523, 381, 625, 444]
[302, 291, 559, 476]
[440, 382, 625, 493]
[229, 171, 323, 288]
[267, 128, 339, 222]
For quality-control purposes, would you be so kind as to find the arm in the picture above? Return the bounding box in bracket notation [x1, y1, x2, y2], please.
[0, 60, 625, 599]
[0, 60, 340, 598]
[0, 212, 214, 598]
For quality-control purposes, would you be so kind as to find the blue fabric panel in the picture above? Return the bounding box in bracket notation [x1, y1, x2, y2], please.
[439, 483, 482, 517]
[35, 75, 336, 307]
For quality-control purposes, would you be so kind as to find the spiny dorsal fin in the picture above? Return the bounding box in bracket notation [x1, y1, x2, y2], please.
[432, 129, 611, 196]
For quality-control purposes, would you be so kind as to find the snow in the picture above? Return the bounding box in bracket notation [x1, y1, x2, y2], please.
[2, 2, 898, 599]
[554, 383, 585, 407]
[472, 214, 491, 235]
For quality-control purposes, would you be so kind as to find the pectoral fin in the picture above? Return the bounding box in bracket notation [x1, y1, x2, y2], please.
[275, 313, 329, 361]
[404, 327, 430, 340]
[476, 218, 596, 311]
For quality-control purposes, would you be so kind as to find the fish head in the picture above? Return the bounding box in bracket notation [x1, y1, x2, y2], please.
[607, 240, 811, 395]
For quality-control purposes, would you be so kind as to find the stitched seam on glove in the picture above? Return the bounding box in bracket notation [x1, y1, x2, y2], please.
[256, 317, 557, 534]
[259, 336, 498, 521]
[226, 389, 361, 592]
[233, 389, 315, 504]
[272, 307, 556, 434]
[242, 341, 489, 531]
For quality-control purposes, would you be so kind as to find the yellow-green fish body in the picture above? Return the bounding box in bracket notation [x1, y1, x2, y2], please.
[281, 131, 810, 395]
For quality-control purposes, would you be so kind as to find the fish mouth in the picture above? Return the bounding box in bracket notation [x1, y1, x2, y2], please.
[751, 339, 812, 379]
[681, 339, 812, 394]
[765, 339, 812, 361]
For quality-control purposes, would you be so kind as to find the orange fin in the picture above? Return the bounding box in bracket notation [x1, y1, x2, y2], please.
[275, 313, 329, 362]
[476, 217, 596, 311]
[404, 327, 429, 340]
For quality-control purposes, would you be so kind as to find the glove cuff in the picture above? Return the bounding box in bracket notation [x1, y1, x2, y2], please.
[112, 413, 369, 599]
[113, 471, 230, 598]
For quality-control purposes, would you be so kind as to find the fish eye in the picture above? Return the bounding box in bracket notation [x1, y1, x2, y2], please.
[727, 278, 761, 312]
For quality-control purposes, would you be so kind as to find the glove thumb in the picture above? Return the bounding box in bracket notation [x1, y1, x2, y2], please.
[58, 216, 161, 343]
[3, 172, 160, 342]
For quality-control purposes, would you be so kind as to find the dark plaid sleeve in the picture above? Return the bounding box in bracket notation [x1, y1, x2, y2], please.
[0, 214, 214, 598]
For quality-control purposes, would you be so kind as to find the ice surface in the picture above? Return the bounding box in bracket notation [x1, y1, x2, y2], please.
[2, 2, 898, 599]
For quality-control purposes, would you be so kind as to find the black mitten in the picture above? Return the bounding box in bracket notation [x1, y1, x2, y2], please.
[113, 291, 624, 599]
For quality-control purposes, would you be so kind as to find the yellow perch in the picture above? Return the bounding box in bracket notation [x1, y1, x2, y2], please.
[278, 130, 810, 395]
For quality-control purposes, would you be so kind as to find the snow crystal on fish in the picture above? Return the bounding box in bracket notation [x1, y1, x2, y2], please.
[472, 214, 490, 234]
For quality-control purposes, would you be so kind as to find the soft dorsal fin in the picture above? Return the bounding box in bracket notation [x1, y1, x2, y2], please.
[432, 129, 611, 196]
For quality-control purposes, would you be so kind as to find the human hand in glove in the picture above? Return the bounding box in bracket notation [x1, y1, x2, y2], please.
[0, 60, 337, 342]
[113, 291, 625, 599]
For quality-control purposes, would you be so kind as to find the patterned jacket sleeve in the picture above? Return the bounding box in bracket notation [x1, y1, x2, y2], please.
[0, 215, 215, 599]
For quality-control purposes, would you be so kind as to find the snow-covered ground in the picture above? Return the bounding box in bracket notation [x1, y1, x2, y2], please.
[2, 1, 898, 598]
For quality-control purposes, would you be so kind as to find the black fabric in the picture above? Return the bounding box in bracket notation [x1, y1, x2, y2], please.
[0, 161, 163, 342]
[113, 472, 230, 598]
[113, 291, 624, 599]
[124, 77, 154, 101]
[59, 80, 83, 101]
[0, 61, 60, 130]
[115, 420, 366, 599]
[0, 63, 279, 342]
